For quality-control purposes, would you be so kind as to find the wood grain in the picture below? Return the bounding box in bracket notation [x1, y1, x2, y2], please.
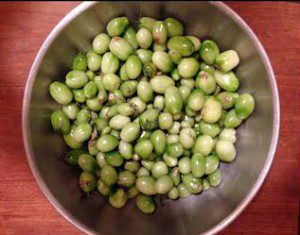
[0, 2, 299, 234]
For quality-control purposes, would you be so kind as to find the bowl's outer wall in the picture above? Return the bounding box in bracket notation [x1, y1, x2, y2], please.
[24, 2, 278, 235]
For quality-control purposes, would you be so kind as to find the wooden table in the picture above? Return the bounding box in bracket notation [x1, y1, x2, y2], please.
[0, 2, 299, 234]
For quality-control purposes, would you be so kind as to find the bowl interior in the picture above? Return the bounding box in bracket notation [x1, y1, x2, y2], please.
[24, 2, 278, 235]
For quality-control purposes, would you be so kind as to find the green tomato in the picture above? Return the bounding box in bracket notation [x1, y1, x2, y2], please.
[214, 70, 239, 92]
[167, 36, 194, 56]
[202, 179, 210, 191]
[158, 112, 173, 130]
[167, 134, 179, 145]
[143, 62, 157, 78]
[163, 154, 178, 167]
[118, 171, 136, 187]
[79, 172, 96, 193]
[135, 139, 153, 159]
[169, 49, 182, 64]
[76, 109, 91, 125]
[224, 109, 243, 128]
[153, 95, 165, 111]
[109, 36, 133, 61]
[139, 17, 156, 32]
[169, 167, 181, 186]
[139, 109, 159, 131]
[137, 81, 153, 103]
[201, 97, 222, 123]
[126, 55, 142, 79]
[105, 151, 123, 167]
[167, 187, 179, 199]
[215, 50, 240, 73]
[116, 140, 133, 160]
[180, 78, 195, 90]
[153, 42, 167, 52]
[190, 153, 206, 177]
[178, 157, 191, 175]
[177, 183, 192, 198]
[215, 139, 236, 163]
[179, 86, 191, 104]
[136, 176, 156, 195]
[150, 130, 167, 156]
[117, 103, 136, 116]
[150, 75, 175, 94]
[137, 167, 150, 177]
[86, 70, 95, 81]
[120, 80, 138, 98]
[101, 52, 119, 74]
[155, 175, 174, 194]
[83, 81, 98, 98]
[100, 165, 118, 186]
[152, 51, 174, 73]
[177, 58, 200, 78]
[129, 97, 146, 115]
[193, 135, 214, 156]
[199, 121, 221, 137]
[62, 103, 79, 120]
[164, 18, 183, 36]
[151, 161, 168, 179]
[166, 143, 184, 158]
[207, 169, 222, 187]
[78, 154, 98, 173]
[124, 26, 138, 50]
[217, 92, 239, 109]
[86, 50, 102, 71]
[136, 28, 153, 49]
[219, 128, 236, 143]
[141, 160, 154, 171]
[120, 122, 141, 143]
[107, 90, 125, 105]
[128, 186, 139, 199]
[235, 94, 255, 119]
[49, 82, 73, 105]
[165, 87, 183, 115]
[106, 17, 129, 37]
[195, 71, 216, 95]
[109, 114, 130, 130]
[136, 194, 155, 214]
[199, 40, 220, 65]
[72, 53, 87, 71]
[168, 121, 181, 135]
[187, 89, 205, 112]
[73, 123, 92, 142]
[186, 36, 201, 51]
[93, 33, 111, 54]
[51, 110, 71, 134]
[97, 179, 111, 196]
[205, 155, 219, 175]
[102, 73, 121, 92]
[136, 49, 153, 64]
[96, 135, 119, 152]
[200, 62, 215, 74]
[179, 128, 196, 149]
[182, 174, 202, 194]
[96, 152, 106, 168]
[152, 21, 167, 45]
[63, 127, 83, 149]
[109, 188, 128, 209]
[73, 89, 85, 103]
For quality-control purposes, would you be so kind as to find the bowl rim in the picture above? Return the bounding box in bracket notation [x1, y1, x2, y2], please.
[22, 1, 280, 235]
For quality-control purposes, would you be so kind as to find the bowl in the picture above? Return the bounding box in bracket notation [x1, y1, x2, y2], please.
[22, 2, 280, 235]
